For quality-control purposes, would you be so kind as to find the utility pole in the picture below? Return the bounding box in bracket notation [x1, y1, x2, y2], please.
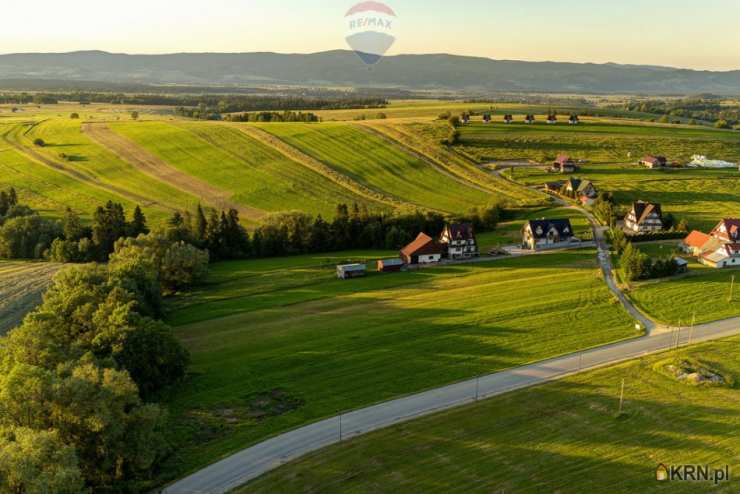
[730, 275, 735, 302]
[339, 414, 343, 442]
[676, 319, 682, 348]
[618, 378, 625, 415]
[475, 376, 480, 402]
[688, 312, 695, 345]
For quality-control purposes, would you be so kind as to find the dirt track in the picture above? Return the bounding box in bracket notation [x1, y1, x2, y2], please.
[0, 262, 61, 334]
[83, 123, 265, 220]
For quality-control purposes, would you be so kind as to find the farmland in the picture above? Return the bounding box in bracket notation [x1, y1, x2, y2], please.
[108, 121, 386, 221]
[239, 335, 740, 494]
[456, 120, 740, 164]
[254, 122, 492, 213]
[161, 250, 638, 479]
[0, 260, 61, 334]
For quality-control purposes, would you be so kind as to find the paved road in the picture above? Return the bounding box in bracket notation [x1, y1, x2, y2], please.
[163, 316, 740, 494]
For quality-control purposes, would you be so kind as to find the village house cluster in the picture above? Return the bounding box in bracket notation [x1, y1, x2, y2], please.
[682, 219, 740, 268]
[336, 223, 480, 279]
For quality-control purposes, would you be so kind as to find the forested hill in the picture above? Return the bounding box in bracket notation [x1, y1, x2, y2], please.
[1, 50, 739, 94]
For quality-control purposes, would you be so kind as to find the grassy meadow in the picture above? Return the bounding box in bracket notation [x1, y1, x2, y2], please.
[161, 250, 638, 479]
[255, 122, 492, 213]
[0, 260, 61, 334]
[110, 121, 385, 220]
[239, 335, 740, 494]
[457, 120, 740, 164]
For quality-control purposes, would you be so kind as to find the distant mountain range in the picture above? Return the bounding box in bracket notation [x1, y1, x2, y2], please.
[1, 50, 739, 95]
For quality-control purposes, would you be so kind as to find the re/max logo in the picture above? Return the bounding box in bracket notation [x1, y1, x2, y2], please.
[348, 17, 393, 30]
[657, 464, 730, 484]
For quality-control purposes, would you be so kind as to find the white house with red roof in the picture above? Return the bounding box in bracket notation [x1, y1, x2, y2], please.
[681, 219, 740, 268]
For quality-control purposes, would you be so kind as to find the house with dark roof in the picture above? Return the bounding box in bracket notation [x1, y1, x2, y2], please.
[562, 177, 597, 199]
[439, 223, 479, 260]
[640, 155, 668, 169]
[400, 233, 445, 265]
[377, 258, 405, 272]
[710, 219, 740, 243]
[522, 219, 577, 250]
[525, 114, 535, 124]
[568, 114, 580, 125]
[625, 201, 663, 234]
[504, 114, 513, 124]
[547, 113, 558, 124]
[551, 154, 577, 173]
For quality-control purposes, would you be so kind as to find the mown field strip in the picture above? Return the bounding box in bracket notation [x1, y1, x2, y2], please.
[359, 121, 545, 205]
[0, 261, 62, 334]
[252, 123, 490, 213]
[83, 122, 265, 220]
[231, 123, 414, 211]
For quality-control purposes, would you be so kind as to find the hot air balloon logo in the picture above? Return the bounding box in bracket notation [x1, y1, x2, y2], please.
[345, 1, 397, 65]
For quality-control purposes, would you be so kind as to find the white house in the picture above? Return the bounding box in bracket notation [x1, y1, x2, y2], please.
[522, 219, 577, 250]
[439, 223, 479, 260]
[625, 201, 663, 234]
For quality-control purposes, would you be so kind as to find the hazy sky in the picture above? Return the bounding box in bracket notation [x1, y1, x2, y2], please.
[2, 0, 738, 70]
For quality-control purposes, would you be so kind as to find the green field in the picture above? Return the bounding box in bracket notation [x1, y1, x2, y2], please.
[0, 128, 128, 220]
[239, 336, 739, 494]
[8, 119, 194, 222]
[0, 260, 61, 334]
[510, 164, 740, 232]
[110, 121, 384, 219]
[161, 250, 638, 480]
[458, 120, 740, 164]
[255, 122, 491, 213]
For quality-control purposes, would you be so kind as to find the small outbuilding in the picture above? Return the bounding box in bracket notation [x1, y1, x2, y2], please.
[377, 258, 404, 272]
[336, 263, 367, 280]
[675, 257, 689, 274]
[552, 154, 577, 173]
[640, 155, 668, 169]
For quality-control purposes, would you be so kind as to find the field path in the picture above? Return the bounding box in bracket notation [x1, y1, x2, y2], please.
[163, 313, 740, 494]
[0, 262, 61, 334]
[230, 124, 419, 212]
[83, 123, 265, 220]
[2, 123, 167, 210]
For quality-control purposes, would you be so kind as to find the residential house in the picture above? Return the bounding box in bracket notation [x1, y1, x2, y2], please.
[439, 223, 479, 260]
[377, 258, 404, 272]
[701, 243, 740, 268]
[681, 230, 711, 255]
[710, 218, 740, 243]
[504, 114, 513, 124]
[522, 219, 576, 250]
[483, 113, 492, 123]
[562, 177, 597, 199]
[640, 155, 668, 169]
[624, 201, 663, 234]
[461, 114, 470, 124]
[336, 263, 367, 279]
[544, 181, 564, 193]
[525, 114, 535, 124]
[400, 233, 445, 265]
[568, 114, 580, 125]
[547, 114, 558, 124]
[552, 154, 577, 173]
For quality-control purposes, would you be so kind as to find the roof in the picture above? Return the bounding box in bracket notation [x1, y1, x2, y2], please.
[400, 233, 445, 257]
[641, 155, 667, 165]
[337, 263, 366, 271]
[631, 201, 663, 224]
[712, 219, 740, 242]
[378, 258, 404, 266]
[565, 177, 581, 190]
[674, 257, 689, 266]
[525, 219, 574, 239]
[555, 154, 574, 165]
[702, 243, 740, 263]
[683, 230, 711, 249]
[444, 223, 476, 241]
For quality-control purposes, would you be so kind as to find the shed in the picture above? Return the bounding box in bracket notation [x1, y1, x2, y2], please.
[674, 257, 689, 273]
[377, 258, 404, 272]
[336, 263, 367, 279]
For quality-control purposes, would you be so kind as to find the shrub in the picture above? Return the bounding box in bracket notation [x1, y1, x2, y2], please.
[33, 138, 45, 147]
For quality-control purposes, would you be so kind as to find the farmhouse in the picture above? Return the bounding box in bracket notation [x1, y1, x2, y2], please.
[522, 219, 576, 250]
[504, 114, 513, 124]
[710, 218, 740, 242]
[377, 258, 404, 272]
[562, 177, 597, 199]
[336, 263, 367, 279]
[545, 181, 564, 193]
[439, 223, 479, 260]
[525, 114, 535, 124]
[568, 114, 580, 125]
[551, 154, 577, 173]
[547, 114, 557, 124]
[682, 219, 740, 268]
[625, 201, 663, 234]
[640, 155, 668, 169]
[400, 233, 445, 265]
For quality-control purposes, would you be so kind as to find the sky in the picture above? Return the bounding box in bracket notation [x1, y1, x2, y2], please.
[1, 0, 738, 71]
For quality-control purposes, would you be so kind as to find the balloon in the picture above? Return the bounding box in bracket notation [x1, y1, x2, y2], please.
[345, 1, 397, 65]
